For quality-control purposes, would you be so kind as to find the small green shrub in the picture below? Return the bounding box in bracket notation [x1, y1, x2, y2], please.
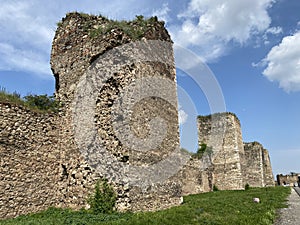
[0, 87, 60, 113]
[88, 179, 116, 214]
[24, 94, 59, 112]
[193, 143, 213, 159]
[213, 185, 219, 191]
[245, 183, 250, 190]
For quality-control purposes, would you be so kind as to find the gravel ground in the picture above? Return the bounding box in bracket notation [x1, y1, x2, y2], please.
[274, 188, 300, 225]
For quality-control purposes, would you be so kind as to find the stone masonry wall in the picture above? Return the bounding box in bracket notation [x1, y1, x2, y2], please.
[0, 103, 61, 218]
[0, 13, 182, 219]
[0, 102, 104, 219]
[243, 142, 265, 187]
[0, 12, 276, 219]
[50, 12, 182, 212]
[262, 148, 275, 186]
[197, 113, 245, 190]
[244, 142, 274, 187]
[277, 173, 300, 186]
[174, 157, 213, 195]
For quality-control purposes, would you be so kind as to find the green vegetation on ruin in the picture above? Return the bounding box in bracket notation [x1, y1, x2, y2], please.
[193, 143, 213, 159]
[90, 15, 158, 40]
[57, 13, 160, 41]
[0, 87, 59, 113]
[0, 186, 290, 225]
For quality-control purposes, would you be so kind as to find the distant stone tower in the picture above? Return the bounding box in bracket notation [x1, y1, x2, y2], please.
[244, 142, 274, 186]
[197, 113, 245, 190]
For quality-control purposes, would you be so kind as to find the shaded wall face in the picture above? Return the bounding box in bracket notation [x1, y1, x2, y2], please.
[262, 149, 275, 186]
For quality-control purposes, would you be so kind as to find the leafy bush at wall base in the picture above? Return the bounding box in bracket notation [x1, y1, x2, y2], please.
[213, 185, 219, 191]
[88, 179, 117, 214]
[245, 183, 250, 190]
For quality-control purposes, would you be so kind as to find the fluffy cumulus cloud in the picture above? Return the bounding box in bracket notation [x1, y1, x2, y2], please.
[0, 0, 55, 78]
[0, 0, 171, 78]
[178, 105, 188, 125]
[262, 31, 300, 92]
[152, 3, 170, 24]
[170, 0, 274, 61]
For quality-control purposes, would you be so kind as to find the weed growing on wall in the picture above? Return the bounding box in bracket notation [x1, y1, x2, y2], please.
[89, 15, 158, 40]
[24, 94, 60, 112]
[88, 179, 116, 214]
[193, 143, 213, 159]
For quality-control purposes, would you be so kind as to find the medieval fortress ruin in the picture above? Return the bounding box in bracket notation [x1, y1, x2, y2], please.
[0, 13, 274, 219]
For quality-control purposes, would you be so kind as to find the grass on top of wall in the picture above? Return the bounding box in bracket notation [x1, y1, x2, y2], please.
[0, 87, 59, 113]
[0, 186, 290, 225]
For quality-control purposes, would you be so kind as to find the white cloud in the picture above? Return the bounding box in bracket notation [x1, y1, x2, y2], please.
[266, 26, 283, 35]
[178, 106, 188, 125]
[170, 0, 274, 61]
[262, 26, 283, 45]
[0, 0, 56, 78]
[0, 0, 167, 77]
[152, 3, 170, 24]
[262, 31, 300, 92]
[0, 43, 51, 77]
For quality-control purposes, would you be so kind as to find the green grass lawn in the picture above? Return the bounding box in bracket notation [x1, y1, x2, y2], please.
[0, 186, 290, 225]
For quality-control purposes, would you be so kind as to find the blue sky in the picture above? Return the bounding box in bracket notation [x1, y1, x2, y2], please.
[0, 0, 300, 176]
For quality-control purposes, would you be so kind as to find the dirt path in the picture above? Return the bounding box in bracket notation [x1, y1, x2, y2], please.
[274, 188, 300, 225]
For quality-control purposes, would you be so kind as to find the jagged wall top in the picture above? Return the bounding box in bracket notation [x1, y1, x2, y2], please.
[198, 112, 241, 126]
[51, 12, 172, 102]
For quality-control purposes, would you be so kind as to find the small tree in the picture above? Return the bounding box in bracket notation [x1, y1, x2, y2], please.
[24, 94, 59, 111]
[193, 143, 213, 159]
[88, 179, 116, 214]
[213, 185, 219, 192]
[245, 183, 250, 190]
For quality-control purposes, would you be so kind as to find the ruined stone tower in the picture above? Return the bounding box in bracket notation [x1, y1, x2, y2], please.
[244, 142, 274, 187]
[0, 12, 275, 220]
[0, 12, 183, 219]
[194, 113, 274, 191]
[197, 113, 245, 190]
[50, 12, 183, 212]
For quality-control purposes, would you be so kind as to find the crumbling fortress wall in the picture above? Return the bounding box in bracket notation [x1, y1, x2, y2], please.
[277, 173, 300, 186]
[51, 12, 183, 212]
[0, 103, 61, 218]
[0, 12, 275, 220]
[0, 12, 182, 219]
[177, 113, 274, 193]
